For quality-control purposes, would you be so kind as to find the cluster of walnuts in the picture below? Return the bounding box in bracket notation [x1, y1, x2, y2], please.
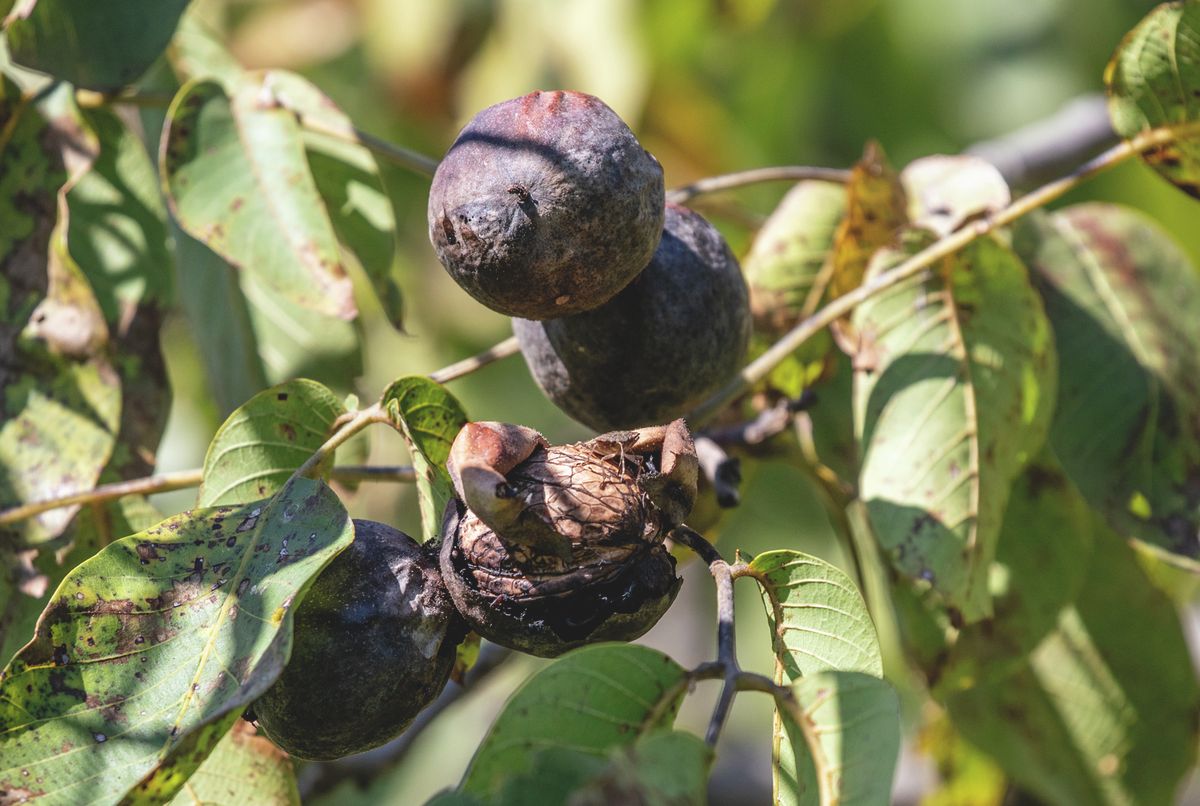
[253, 91, 750, 760]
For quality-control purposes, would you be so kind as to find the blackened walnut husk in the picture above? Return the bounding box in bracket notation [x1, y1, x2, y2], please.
[514, 203, 752, 431]
[254, 520, 466, 760]
[427, 90, 665, 320]
[439, 422, 696, 658]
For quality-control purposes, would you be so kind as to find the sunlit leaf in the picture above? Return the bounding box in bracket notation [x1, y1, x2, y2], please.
[199, 379, 346, 507]
[744, 179, 846, 336]
[946, 525, 1200, 806]
[166, 721, 300, 806]
[829, 142, 907, 304]
[750, 549, 881, 681]
[852, 231, 1057, 622]
[267, 71, 404, 331]
[1105, 0, 1200, 198]
[0, 478, 353, 804]
[1015, 204, 1200, 562]
[381, 377, 468, 542]
[461, 644, 689, 798]
[934, 453, 1094, 695]
[161, 76, 356, 321]
[166, 8, 244, 89]
[900, 155, 1010, 237]
[775, 671, 901, 806]
[3, 0, 189, 90]
[0, 81, 120, 547]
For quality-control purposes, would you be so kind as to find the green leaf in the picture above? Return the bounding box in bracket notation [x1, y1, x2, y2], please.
[65, 105, 173, 324]
[744, 179, 845, 336]
[461, 644, 689, 798]
[160, 76, 356, 321]
[1, 126, 120, 548]
[749, 549, 881, 681]
[1, 495, 161, 668]
[852, 231, 1057, 622]
[550, 732, 713, 806]
[934, 454, 1094, 695]
[381, 376, 468, 542]
[946, 525, 1200, 806]
[464, 733, 711, 806]
[199, 379, 346, 507]
[0, 478, 353, 804]
[1105, 0, 1200, 198]
[775, 671, 901, 806]
[172, 228, 268, 416]
[1014, 204, 1200, 560]
[267, 71, 404, 331]
[3, 0, 189, 91]
[239, 269, 363, 391]
[166, 721, 299, 806]
[166, 8, 244, 89]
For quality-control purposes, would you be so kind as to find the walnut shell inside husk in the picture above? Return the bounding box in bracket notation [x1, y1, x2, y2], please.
[438, 421, 696, 657]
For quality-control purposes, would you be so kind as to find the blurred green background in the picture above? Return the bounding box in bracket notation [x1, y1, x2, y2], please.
[140, 0, 1188, 802]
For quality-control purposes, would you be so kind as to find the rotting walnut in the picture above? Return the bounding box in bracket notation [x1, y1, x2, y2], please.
[438, 419, 698, 658]
[514, 203, 751, 431]
[253, 519, 466, 760]
[427, 90, 665, 320]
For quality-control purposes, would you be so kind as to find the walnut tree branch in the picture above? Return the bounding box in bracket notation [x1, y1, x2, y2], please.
[672, 526, 740, 746]
[687, 123, 1200, 427]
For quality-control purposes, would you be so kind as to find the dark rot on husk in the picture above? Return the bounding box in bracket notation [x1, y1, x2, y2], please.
[514, 203, 751, 431]
[427, 90, 665, 319]
[253, 520, 466, 760]
[439, 420, 698, 657]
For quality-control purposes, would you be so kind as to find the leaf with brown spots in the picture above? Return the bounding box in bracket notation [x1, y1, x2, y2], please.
[1106, 1, 1200, 199]
[166, 721, 299, 806]
[0, 76, 121, 550]
[160, 76, 356, 322]
[851, 230, 1057, 622]
[199, 379, 346, 507]
[381, 376, 468, 542]
[829, 141, 908, 304]
[0, 478, 353, 805]
[1014, 203, 1200, 562]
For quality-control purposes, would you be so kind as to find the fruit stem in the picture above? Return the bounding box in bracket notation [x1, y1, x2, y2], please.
[688, 122, 1200, 427]
[673, 526, 740, 746]
[667, 166, 854, 204]
[428, 336, 521, 384]
[288, 109, 440, 177]
[0, 465, 417, 527]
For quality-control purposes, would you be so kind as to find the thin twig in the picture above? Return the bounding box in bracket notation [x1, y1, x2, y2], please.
[296, 643, 513, 798]
[428, 336, 521, 384]
[667, 166, 853, 205]
[0, 465, 418, 527]
[295, 404, 388, 480]
[687, 123, 1200, 427]
[291, 111, 439, 177]
[0, 470, 204, 527]
[673, 526, 739, 746]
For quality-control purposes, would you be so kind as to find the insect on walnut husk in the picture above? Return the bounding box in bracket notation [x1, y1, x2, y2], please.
[438, 420, 698, 658]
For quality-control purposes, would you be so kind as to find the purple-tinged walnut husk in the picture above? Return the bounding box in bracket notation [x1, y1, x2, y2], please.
[254, 520, 466, 760]
[439, 420, 698, 657]
[514, 203, 751, 430]
[427, 90, 665, 319]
